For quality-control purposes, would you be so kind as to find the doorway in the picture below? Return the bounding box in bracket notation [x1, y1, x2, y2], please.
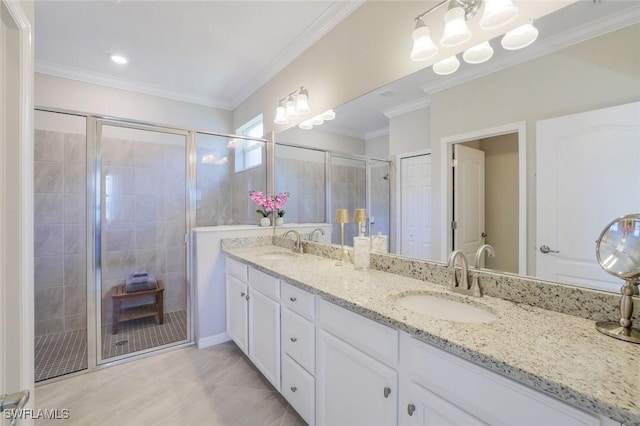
[400, 152, 432, 259]
[441, 122, 527, 274]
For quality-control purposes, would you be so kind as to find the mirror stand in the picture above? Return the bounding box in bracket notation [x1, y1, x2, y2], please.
[595, 279, 640, 344]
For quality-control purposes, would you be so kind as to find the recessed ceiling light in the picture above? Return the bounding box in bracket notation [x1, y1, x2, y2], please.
[110, 54, 128, 65]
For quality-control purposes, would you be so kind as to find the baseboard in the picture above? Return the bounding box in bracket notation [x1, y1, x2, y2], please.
[197, 332, 231, 349]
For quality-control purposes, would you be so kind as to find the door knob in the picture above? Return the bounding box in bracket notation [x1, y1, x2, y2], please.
[290, 337, 297, 342]
[539, 245, 560, 254]
[407, 403, 416, 416]
[383, 387, 391, 398]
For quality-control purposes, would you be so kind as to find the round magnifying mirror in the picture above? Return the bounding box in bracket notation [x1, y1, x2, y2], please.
[596, 214, 640, 278]
[595, 213, 640, 344]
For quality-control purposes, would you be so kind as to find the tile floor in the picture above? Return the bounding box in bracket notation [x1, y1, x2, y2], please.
[36, 311, 188, 382]
[35, 341, 307, 426]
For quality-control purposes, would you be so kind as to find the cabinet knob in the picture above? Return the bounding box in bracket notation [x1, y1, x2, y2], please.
[407, 404, 416, 416]
[290, 337, 298, 343]
[383, 387, 391, 398]
[290, 386, 297, 393]
[290, 297, 297, 302]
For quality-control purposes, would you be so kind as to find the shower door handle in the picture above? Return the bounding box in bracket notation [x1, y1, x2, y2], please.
[1, 390, 30, 426]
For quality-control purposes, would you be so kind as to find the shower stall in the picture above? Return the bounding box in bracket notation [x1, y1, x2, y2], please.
[34, 109, 268, 382]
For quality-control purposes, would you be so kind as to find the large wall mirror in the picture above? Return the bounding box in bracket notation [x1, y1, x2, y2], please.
[274, 1, 640, 294]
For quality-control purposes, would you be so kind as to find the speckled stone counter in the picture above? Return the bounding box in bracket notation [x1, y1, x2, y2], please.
[222, 243, 640, 425]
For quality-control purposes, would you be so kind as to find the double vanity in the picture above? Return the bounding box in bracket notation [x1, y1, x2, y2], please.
[221, 238, 639, 426]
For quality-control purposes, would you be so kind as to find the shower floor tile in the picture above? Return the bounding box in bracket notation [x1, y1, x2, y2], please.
[35, 310, 188, 382]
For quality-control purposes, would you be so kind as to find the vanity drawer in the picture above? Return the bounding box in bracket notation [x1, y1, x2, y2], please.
[226, 257, 247, 281]
[281, 281, 315, 320]
[282, 353, 315, 426]
[318, 298, 398, 366]
[248, 266, 280, 300]
[282, 307, 315, 374]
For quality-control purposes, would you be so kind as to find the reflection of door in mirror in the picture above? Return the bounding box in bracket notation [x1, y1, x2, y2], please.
[401, 154, 432, 259]
[536, 101, 640, 292]
[451, 135, 520, 273]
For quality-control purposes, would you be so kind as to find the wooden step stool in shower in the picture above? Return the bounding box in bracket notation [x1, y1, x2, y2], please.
[111, 280, 164, 334]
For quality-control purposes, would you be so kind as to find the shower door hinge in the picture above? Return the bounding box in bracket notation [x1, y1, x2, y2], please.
[451, 158, 458, 167]
[451, 221, 458, 230]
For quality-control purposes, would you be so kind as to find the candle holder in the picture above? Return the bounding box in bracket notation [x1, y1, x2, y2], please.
[335, 209, 350, 266]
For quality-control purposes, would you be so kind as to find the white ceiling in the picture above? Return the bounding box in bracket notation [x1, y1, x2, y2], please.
[35, 0, 362, 109]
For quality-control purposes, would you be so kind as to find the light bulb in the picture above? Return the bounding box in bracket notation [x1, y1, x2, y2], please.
[463, 41, 494, 64]
[320, 110, 336, 120]
[299, 120, 313, 130]
[311, 116, 324, 126]
[285, 96, 299, 119]
[441, 7, 471, 47]
[296, 89, 310, 114]
[410, 19, 438, 62]
[433, 55, 460, 75]
[480, 0, 518, 30]
[501, 21, 539, 50]
[274, 105, 288, 124]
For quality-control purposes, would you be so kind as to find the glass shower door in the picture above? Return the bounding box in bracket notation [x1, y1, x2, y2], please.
[330, 155, 367, 246]
[97, 122, 190, 362]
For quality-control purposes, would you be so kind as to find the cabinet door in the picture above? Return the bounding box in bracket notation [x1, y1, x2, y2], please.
[248, 288, 281, 390]
[225, 274, 248, 354]
[399, 380, 486, 426]
[317, 329, 397, 426]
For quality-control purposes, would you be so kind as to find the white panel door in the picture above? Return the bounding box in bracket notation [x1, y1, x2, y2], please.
[453, 145, 485, 260]
[536, 102, 640, 291]
[225, 274, 248, 354]
[401, 154, 432, 259]
[316, 329, 398, 426]
[248, 288, 281, 390]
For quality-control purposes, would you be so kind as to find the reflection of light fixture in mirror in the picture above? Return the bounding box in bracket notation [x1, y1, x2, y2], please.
[311, 116, 324, 126]
[354, 209, 368, 237]
[441, 7, 472, 47]
[298, 120, 313, 130]
[410, 18, 438, 62]
[463, 41, 494, 64]
[110, 54, 128, 64]
[335, 209, 350, 266]
[479, 0, 518, 30]
[299, 110, 337, 130]
[433, 55, 460, 75]
[274, 86, 310, 124]
[320, 110, 336, 121]
[501, 20, 539, 50]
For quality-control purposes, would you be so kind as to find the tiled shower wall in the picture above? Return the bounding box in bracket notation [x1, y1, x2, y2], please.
[275, 157, 325, 223]
[370, 163, 390, 239]
[100, 137, 186, 326]
[331, 162, 366, 246]
[34, 130, 87, 337]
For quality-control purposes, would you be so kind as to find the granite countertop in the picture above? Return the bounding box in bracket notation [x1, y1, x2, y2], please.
[223, 244, 640, 425]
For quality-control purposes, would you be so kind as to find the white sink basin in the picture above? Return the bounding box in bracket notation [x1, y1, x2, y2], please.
[396, 293, 497, 324]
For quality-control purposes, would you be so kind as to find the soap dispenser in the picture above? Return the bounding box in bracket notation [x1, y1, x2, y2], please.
[353, 209, 370, 270]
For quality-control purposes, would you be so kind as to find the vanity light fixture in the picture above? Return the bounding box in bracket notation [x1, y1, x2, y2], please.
[479, 0, 518, 30]
[273, 86, 311, 125]
[297, 110, 336, 130]
[501, 20, 539, 50]
[433, 55, 460, 75]
[441, 6, 472, 47]
[410, 18, 438, 61]
[298, 120, 313, 130]
[463, 41, 494, 64]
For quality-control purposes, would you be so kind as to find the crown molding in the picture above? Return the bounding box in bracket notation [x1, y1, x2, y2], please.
[318, 124, 366, 140]
[365, 127, 390, 140]
[421, 4, 640, 96]
[382, 97, 431, 119]
[35, 60, 233, 110]
[229, 0, 365, 109]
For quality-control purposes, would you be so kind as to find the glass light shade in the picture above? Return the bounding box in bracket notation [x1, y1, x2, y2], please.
[285, 96, 299, 119]
[274, 105, 288, 124]
[311, 116, 324, 126]
[320, 109, 336, 120]
[335, 209, 350, 224]
[296, 91, 310, 114]
[410, 21, 438, 62]
[501, 21, 539, 50]
[463, 41, 494, 64]
[441, 7, 472, 47]
[298, 120, 313, 130]
[479, 0, 518, 30]
[433, 55, 460, 75]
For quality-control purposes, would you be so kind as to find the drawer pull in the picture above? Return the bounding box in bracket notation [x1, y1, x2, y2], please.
[291, 386, 297, 393]
[290, 337, 298, 343]
[407, 404, 416, 416]
[290, 297, 297, 302]
[383, 387, 391, 398]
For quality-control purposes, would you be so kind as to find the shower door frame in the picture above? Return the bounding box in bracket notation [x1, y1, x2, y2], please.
[94, 118, 195, 365]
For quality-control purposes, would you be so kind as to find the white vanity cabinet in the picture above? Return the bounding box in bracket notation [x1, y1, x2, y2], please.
[225, 258, 281, 390]
[398, 333, 610, 426]
[316, 299, 399, 426]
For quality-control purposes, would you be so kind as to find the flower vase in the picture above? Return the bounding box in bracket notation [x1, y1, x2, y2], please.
[275, 217, 284, 226]
[260, 217, 271, 227]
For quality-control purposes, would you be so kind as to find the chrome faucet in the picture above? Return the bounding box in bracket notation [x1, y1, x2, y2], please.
[447, 250, 481, 297]
[309, 228, 325, 242]
[283, 229, 303, 254]
[474, 244, 495, 268]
